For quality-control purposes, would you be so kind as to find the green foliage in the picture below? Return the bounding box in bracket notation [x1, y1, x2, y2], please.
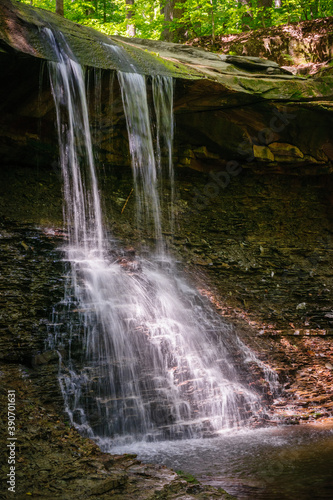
[132, 0, 165, 39]
[18, 0, 333, 41]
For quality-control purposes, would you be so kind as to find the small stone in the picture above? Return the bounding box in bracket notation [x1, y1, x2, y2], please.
[296, 302, 307, 310]
[193, 146, 219, 159]
[32, 350, 59, 366]
[268, 142, 304, 159]
[253, 145, 275, 162]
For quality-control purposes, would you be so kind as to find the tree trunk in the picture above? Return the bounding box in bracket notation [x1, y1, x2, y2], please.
[125, 0, 136, 37]
[211, 0, 216, 45]
[161, 0, 187, 42]
[85, 0, 95, 16]
[56, 0, 64, 16]
[258, 0, 273, 28]
[238, 0, 252, 30]
[161, 0, 172, 41]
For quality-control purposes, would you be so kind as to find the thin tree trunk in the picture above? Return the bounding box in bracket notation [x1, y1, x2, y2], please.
[258, 0, 273, 27]
[161, 0, 173, 41]
[239, 0, 252, 29]
[126, 0, 136, 37]
[161, 0, 187, 42]
[85, 0, 95, 16]
[211, 0, 215, 45]
[56, 0, 64, 16]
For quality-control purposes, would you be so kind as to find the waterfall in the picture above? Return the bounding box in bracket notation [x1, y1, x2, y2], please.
[118, 71, 175, 254]
[152, 75, 175, 235]
[118, 72, 163, 249]
[46, 29, 103, 255]
[46, 29, 279, 445]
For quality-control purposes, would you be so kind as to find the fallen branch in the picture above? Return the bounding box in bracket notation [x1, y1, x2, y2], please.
[121, 188, 134, 214]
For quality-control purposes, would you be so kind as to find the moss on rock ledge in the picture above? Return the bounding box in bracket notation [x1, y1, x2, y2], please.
[0, 0, 198, 78]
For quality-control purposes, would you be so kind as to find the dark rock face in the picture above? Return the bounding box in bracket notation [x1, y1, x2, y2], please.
[170, 169, 333, 332]
[0, 220, 64, 364]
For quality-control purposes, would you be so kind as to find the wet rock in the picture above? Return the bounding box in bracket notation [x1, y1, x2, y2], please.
[268, 142, 304, 159]
[32, 350, 59, 367]
[88, 474, 128, 495]
[0, 221, 64, 363]
[0, 0, 192, 79]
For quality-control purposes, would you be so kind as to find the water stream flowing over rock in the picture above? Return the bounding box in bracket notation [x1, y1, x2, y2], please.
[43, 26, 279, 445]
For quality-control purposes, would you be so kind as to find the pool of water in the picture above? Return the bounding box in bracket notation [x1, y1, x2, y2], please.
[108, 424, 333, 499]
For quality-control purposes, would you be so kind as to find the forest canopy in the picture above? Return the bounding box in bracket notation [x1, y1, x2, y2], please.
[19, 0, 333, 41]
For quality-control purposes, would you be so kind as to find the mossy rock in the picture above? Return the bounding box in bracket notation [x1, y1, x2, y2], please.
[0, 0, 199, 79]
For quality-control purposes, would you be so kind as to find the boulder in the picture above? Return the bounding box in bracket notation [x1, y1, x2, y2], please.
[189, 17, 333, 69]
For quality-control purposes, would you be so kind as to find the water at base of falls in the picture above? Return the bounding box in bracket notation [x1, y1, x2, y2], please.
[108, 425, 333, 500]
[45, 27, 279, 445]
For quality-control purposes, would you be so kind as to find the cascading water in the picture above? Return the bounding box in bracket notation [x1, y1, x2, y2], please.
[46, 29, 104, 255]
[152, 75, 175, 234]
[46, 29, 279, 446]
[118, 71, 163, 249]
